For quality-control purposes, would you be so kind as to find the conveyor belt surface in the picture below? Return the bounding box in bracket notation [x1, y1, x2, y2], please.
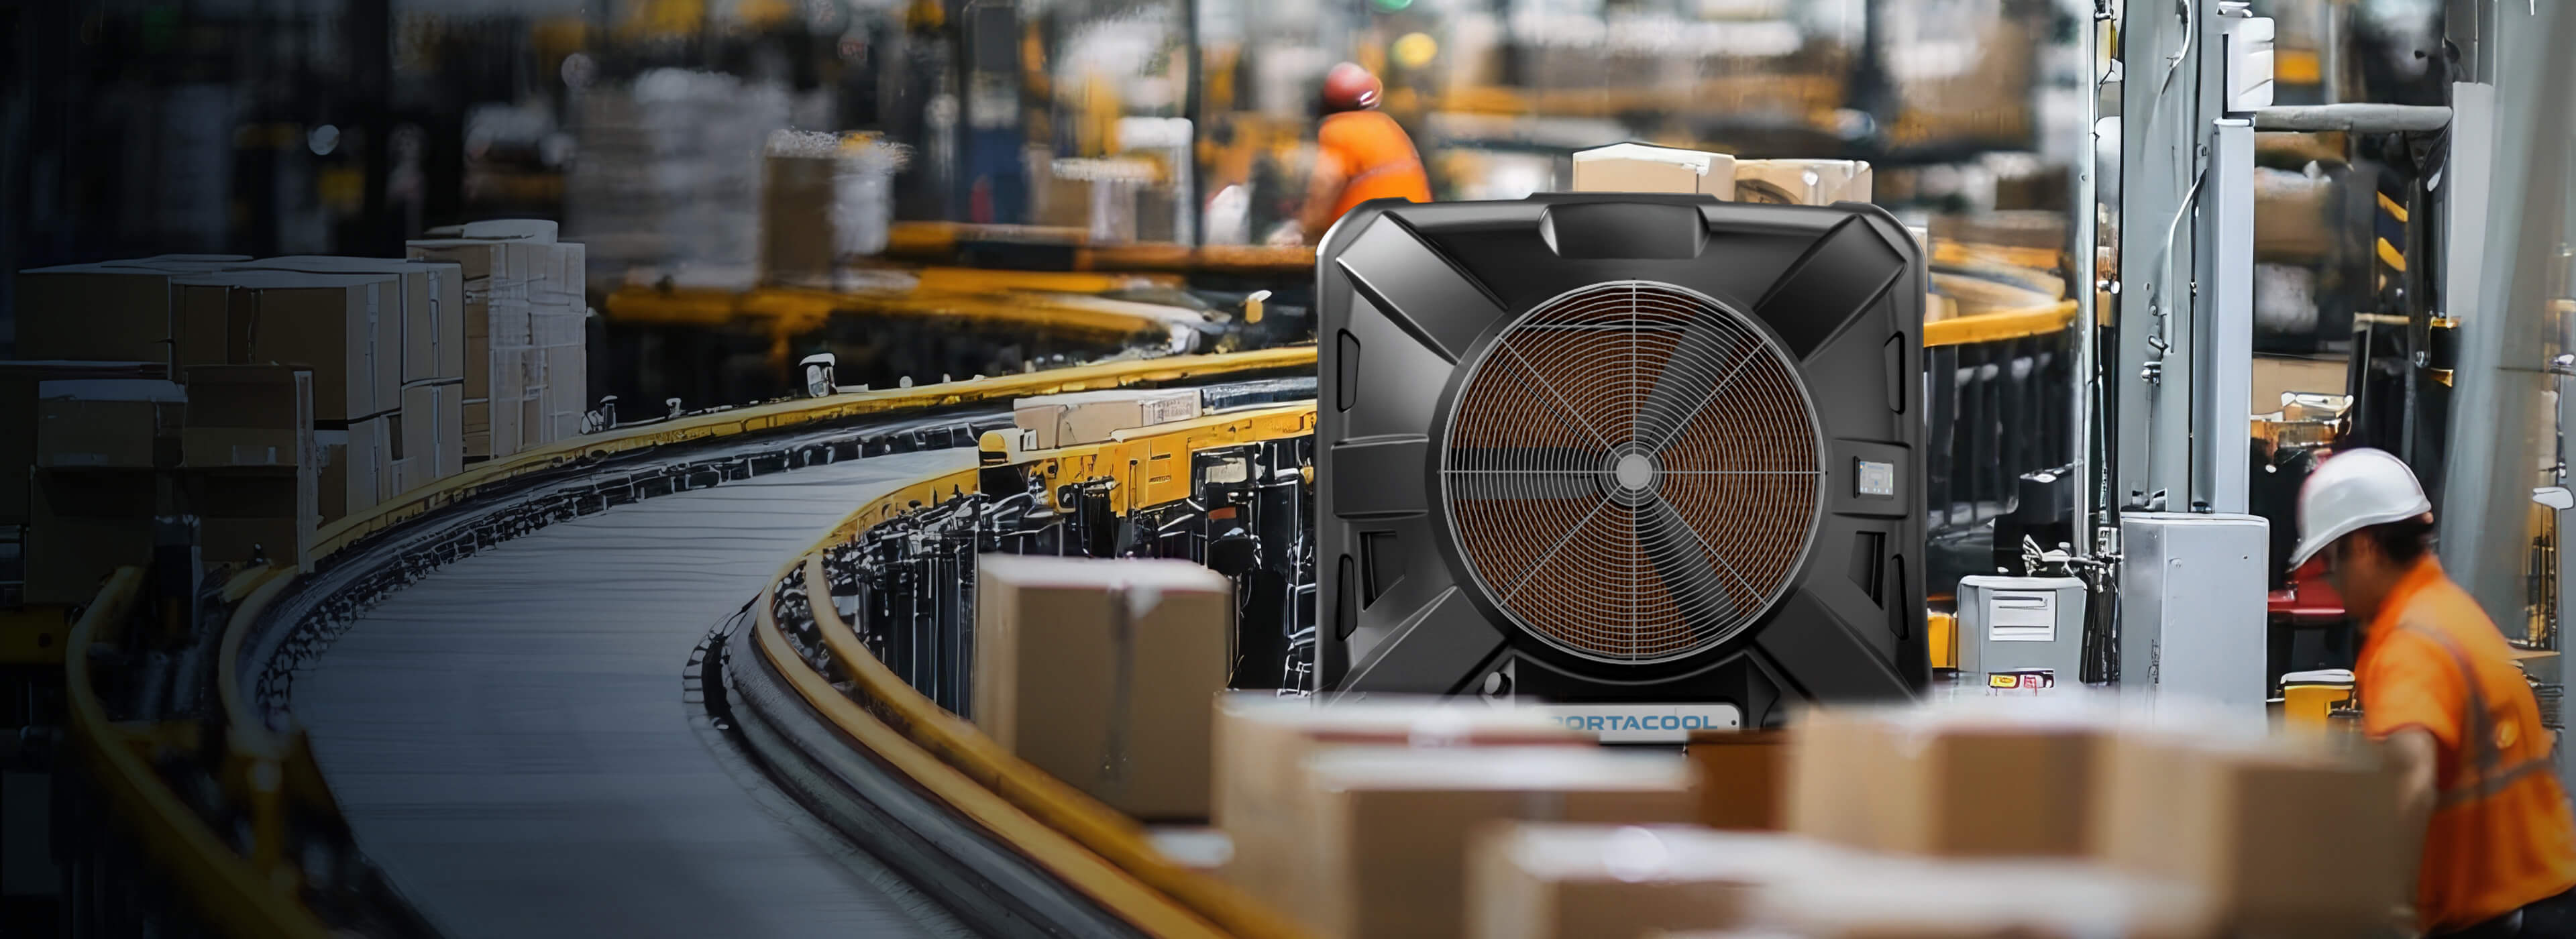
[295, 449, 979, 939]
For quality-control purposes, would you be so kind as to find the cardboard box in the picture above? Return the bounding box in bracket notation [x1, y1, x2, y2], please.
[25, 470, 158, 605]
[180, 366, 313, 470]
[1301, 746, 1700, 939]
[458, 218, 558, 242]
[12, 264, 182, 364]
[1466, 824, 1836, 939]
[1737, 856, 2218, 939]
[463, 333, 492, 399]
[186, 472, 315, 570]
[462, 397, 494, 461]
[170, 277, 249, 368]
[1686, 729, 1789, 830]
[539, 343, 587, 443]
[1784, 707, 2111, 858]
[133, 254, 252, 266]
[1213, 695, 1587, 910]
[1780, 708, 1892, 848]
[1733, 159, 1874, 206]
[492, 382, 527, 461]
[2092, 732, 2401, 934]
[36, 380, 185, 470]
[235, 257, 466, 386]
[1, 364, 166, 525]
[405, 238, 538, 286]
[393, 381, 465, 494]
[2251, 355, 2345, 415]
[1570, 143, 1738, 197]
[764, 152, 839, 284]
[193, 270, 396, 421]
[1012, 388, 1203, 450]
[317, 415, 392, 523]
[972, 555, 1233, 820]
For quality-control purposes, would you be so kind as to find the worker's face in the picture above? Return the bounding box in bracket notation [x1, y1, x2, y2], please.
[2321, 536, 2393, 620]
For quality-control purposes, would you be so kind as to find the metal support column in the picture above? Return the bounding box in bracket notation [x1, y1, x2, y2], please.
[2073, 1, 2108, 555]
[2115, 0, 2208, 514]
[2194, 117, 2254, 514]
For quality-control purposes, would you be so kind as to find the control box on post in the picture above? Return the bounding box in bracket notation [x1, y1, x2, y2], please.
[2117, 512, 2271, 709]
[1956, 575, 2089, 694]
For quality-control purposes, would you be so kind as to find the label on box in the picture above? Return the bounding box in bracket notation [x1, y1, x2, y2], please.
[1986, 590, 2056, 642]
[1986, 670, 2056, 694]
[1538, 703, 1743, 742]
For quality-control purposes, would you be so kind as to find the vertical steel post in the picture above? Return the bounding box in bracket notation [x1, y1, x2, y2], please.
[2194, 117, 2254, 513]
[2074, 1, 2106, 553]
[2116, 0, 2222, 512]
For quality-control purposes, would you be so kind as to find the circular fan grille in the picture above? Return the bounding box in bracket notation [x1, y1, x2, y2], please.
[1441, 280, 1824, 663]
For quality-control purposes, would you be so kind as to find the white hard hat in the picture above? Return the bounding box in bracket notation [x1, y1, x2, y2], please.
[2288, 447, 2433, 567]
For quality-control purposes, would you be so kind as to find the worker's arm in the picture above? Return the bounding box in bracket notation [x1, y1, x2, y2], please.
[1295, 150, 1350, 244]
[2387, 726, 2440, 924]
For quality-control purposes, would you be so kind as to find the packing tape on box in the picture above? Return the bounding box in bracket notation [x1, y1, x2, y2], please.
[1095, 581, 1169, 795]
[1407, 708, 1477, 749]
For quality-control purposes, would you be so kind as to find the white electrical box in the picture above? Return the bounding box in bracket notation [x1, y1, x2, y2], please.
[2221, 14, 2276, 113]
[1956, 575, 2090, 694]
[2118, 512, 2271, 710]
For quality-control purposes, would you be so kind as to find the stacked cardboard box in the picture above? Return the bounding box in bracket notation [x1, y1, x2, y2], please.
[15, 264, 197, 366]
[1568, 145, 1873, 207]
[2090, 726, 2404, 935]
[0, 362, 166, 529]
[1011, 388, 1203, 450]
[1570, 143, 1739, 198]
[1465, 824, 1842, 939]
[760, 131, 902, 286]
[972, 555, 1234, 820]
[1212, 696, 1587, 915]
[1296, 745, 1700, 939]
[1684, 728, 1789, 831]
[406, 222, 588, 460]
[1780, 700, 2402, 935]
[1782, 706, 2115, 858]
[231, 256, 467, 496]
[167, 269, 398, 522]
[1732, 159, 1875, 207]
[179, 366, 317, 570]
[26, 380, 182, 604]
[1690, 854, 2219, 939]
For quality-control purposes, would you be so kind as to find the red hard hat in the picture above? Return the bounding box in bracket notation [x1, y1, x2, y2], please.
[1322, 62, 1382, 111]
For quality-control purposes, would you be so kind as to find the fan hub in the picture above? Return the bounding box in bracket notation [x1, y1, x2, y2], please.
[1601, 448, 1664, 506]
[1612, 453, 1655, 490]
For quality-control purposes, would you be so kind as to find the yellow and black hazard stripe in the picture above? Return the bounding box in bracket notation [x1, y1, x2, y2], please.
[2375, 186, 2410, 276]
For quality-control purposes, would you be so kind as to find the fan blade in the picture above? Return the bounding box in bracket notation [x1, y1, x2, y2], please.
[1631, 314, 1741, 448]
[1444, 447, 1599, 500]
[1445, 446, 1598, 472]
[1447, 474, 1595, 501]
[1633, 499, 1737, 626]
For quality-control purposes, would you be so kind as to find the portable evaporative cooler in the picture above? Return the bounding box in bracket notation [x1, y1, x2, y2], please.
[1314, 194, 1927, 727]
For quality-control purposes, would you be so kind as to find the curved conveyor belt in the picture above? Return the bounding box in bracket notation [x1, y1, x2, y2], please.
[293, 448, 979, 938]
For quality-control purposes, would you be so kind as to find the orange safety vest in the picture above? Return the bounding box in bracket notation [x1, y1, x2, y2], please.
[1316, 111, 1431, 221]
[2357, 557, 2576, 933]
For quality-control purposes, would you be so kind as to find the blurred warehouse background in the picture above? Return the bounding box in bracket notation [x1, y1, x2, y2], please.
[3, 0, 2445, 406]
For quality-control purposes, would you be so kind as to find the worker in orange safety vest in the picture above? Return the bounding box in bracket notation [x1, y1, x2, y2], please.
[2293, 448, 2576, 937]
[1274, 62, 1430, 245]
